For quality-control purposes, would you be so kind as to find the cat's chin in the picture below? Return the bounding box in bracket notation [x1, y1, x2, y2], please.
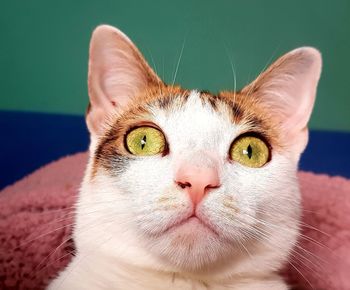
[146, 216, 237, 271]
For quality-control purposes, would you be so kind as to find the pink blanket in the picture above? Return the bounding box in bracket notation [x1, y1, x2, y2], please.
[0, 153, 349, 289]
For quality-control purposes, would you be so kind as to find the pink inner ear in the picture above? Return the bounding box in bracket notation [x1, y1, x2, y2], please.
[86, 25, 162, 136]
[276, 56, 320, 136]
[89, 26, 147, 109]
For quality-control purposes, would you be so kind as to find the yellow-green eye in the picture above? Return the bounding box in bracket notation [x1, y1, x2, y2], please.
[126, 126, 166, 156]
[230, 136, 270, 168]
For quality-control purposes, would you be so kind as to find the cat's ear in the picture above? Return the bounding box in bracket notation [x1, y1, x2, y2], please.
[87, 25, 162, 136]
[241, 47, 322, 152]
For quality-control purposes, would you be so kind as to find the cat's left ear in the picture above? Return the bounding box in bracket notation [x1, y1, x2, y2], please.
[87, 25, 162, 136]
[241, 47, 322, 152]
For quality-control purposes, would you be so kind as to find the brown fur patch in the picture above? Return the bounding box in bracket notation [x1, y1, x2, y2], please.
[198, 90, 281, 151]
[218, 91, 282, 150]
[91, 85, 189, 177]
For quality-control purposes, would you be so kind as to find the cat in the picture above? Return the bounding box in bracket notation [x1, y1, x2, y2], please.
[48, 24, 322, 290]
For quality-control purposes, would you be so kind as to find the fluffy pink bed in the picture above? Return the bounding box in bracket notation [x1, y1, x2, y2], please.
[0, 153, 349, 290]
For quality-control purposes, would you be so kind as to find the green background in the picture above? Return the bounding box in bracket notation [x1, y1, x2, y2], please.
[1, 0, 349, 131]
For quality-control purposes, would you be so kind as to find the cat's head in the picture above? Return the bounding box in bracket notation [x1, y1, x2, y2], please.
[77, 25, 321, 276]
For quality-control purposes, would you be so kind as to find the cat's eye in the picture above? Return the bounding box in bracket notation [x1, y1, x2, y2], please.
[125, 126, 166, 156]
[229, 135, 270, 168]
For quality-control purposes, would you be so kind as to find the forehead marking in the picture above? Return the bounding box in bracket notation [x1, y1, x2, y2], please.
[198, 91, 246, 124]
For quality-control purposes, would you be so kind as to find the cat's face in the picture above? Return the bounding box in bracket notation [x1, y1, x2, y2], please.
[76, 25, 321, 276]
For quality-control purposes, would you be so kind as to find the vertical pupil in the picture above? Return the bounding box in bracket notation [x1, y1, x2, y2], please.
[141, 135, 147, 149]
[247, 144, 253, 159]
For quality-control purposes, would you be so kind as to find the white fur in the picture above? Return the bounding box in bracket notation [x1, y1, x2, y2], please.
[49, 91, 301, 289]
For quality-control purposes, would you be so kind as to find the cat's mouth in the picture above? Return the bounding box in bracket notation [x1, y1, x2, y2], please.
[163, 214, 219, 237]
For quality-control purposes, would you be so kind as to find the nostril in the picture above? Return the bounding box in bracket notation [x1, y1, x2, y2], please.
[205, 184, 221, 190]
[176, 181, 191, 189]
[204, 183, 221, 193]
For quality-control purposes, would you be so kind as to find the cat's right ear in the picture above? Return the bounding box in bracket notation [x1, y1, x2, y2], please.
[86, 25, 162, 136]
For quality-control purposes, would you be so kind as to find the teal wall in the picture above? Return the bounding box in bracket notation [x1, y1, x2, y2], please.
[1, 0, 349, 131]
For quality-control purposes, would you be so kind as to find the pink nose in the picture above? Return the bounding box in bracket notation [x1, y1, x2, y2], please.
[175, 165, 220, 206]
